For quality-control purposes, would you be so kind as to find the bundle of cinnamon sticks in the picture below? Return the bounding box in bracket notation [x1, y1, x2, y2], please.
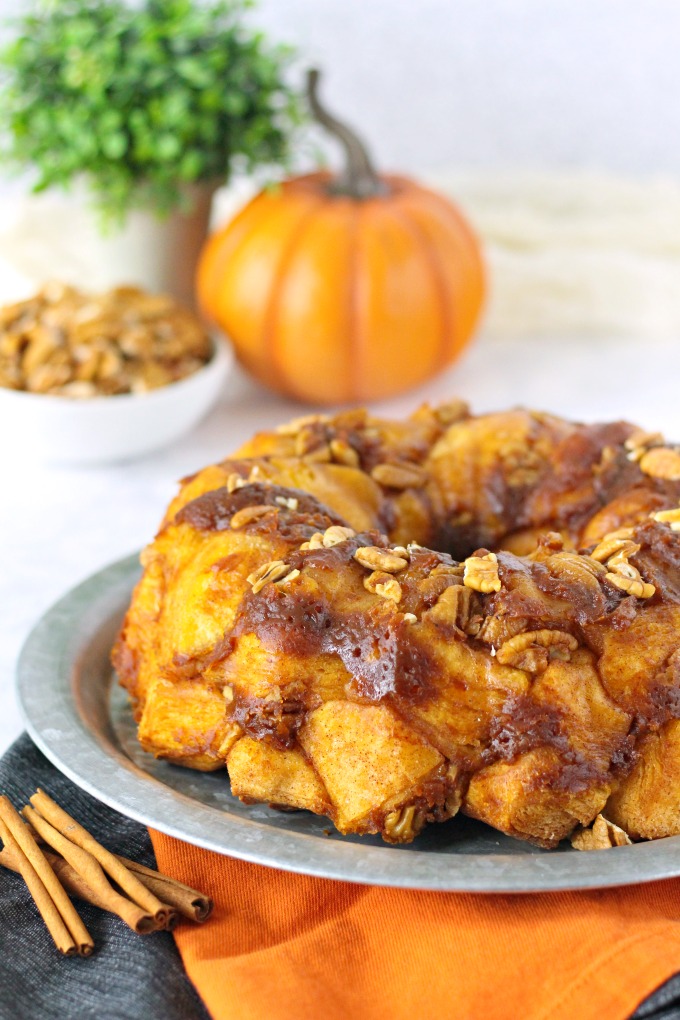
[0, 788, 213, 956]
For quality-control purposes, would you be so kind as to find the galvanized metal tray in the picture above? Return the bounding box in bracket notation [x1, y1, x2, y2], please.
[16, 554, 680, 892]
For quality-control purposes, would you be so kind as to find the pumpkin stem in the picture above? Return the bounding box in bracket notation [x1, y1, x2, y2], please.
[307, 68, 387, 199]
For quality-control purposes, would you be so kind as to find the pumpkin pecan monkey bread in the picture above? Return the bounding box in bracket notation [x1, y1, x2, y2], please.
[112, 402, 680, 849]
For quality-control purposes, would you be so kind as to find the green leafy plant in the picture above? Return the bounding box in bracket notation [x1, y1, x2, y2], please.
[0, 0, 302, 224]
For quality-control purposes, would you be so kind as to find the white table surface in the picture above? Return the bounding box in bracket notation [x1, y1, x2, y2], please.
[2, 332, 678, 758]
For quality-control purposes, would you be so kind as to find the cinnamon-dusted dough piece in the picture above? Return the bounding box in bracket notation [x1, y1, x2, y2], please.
[113, 404, 680, 847]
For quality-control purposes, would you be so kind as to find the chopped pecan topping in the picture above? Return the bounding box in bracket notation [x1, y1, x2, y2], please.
[275, 496, 299, 511]
[217, 724, 242, 758]
[230, 505, 277, 529]
[639, 446, 680, 480]
[303, 444, 332, 464]
[433, 398, 469, 427]
[605, 573, 655, 599]
[606, 546, 642, 576]
[431, 561, 465, 577]
[587, 526, 656, 597]
[276, 568, 300, 586]
[226, 473, 247, 493]
[591, 534, 656, 598]
[651, 506, 680, 531]
[354, 546, 409, 573]
[322, 525, 356, 547]
[478, 614, 529, 647]
[299, 532, 324, 551]
[624, 429, 665, 461]
[543, 552, 607, 593]
[590, 532, 636, 563]
[275, 413, 330, 436]
[571, 814, 632, 850]
[371, 463, 427, 489]
[496, 629, 578, 673]
[463, 552, 501, 594]
[247, 560, 291, 593]
[375, 577, 402, 603]
[427, 584, 472, 630]
[383, 805, 425, 842]
[329, 438, 360, 467]
[364, 569, 394, 594]
[295, 425, 329, 458]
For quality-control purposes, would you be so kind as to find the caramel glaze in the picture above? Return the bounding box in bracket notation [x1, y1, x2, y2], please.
[231, 551, 442, 706]
[229, 545, 610, 787]
[176, 482, 346, 539]
[484, 696, 608, 792]
[441, 422, 680, 556]
[171, 478, 680, 828]
[115, 408, 680, 846]
[633, 519, 680, 602]
[519, 422, 638, 533]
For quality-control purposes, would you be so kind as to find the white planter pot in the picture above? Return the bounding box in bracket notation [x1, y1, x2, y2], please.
[0, 180, 218, 309]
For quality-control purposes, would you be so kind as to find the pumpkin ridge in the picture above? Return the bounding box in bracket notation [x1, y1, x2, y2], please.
[197, 192, 272, 319]
[386, 201, 454, 376]
[409, 185, 483, 283]
[259, 197, 327, 394]
[403, 187, 486, 346]
[346, 202, 365, 401]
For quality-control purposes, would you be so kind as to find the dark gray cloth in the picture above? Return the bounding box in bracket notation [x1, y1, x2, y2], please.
[0, 734, 678, 1020]
[0, 734, 210, 1020]
[635, 975, 680, 1019]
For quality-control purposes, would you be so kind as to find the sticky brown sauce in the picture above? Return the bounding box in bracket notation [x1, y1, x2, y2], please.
[483, 694, 616, 793]
[230, 695, 305, 749]
[633, 520, 680, 603]
[165, 428, 680, 802]
[176, 481, 345, 537]
[519, 423, 638, 532]
[491, 552, 614, 628]
[229, 579, 439, 707]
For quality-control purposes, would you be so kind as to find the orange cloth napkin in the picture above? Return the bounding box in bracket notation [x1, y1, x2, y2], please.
[150, 829, 680, 1020]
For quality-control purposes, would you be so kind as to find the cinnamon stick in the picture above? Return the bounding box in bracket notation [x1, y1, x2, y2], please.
[30, 789, 169, 924]
[0, 796, 93, 956]
[25, 821, 211, 923]
[0, 814, 77, 956]
[22, 805, 162, 935]
[116, 855, 213, 922]
[0, 843, 177, 932]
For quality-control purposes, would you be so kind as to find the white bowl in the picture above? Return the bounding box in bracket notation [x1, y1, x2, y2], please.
[0, 336, 233, 466]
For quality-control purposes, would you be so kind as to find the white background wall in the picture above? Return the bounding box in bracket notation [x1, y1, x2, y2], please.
[253, 0, 674, 177]
[0, 0, 677, 179]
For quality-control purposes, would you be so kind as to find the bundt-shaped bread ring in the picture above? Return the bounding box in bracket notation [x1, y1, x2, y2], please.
[113, 403, 680, 848]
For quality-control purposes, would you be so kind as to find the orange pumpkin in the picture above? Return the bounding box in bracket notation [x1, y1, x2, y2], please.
[197, 70, 485, 405]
